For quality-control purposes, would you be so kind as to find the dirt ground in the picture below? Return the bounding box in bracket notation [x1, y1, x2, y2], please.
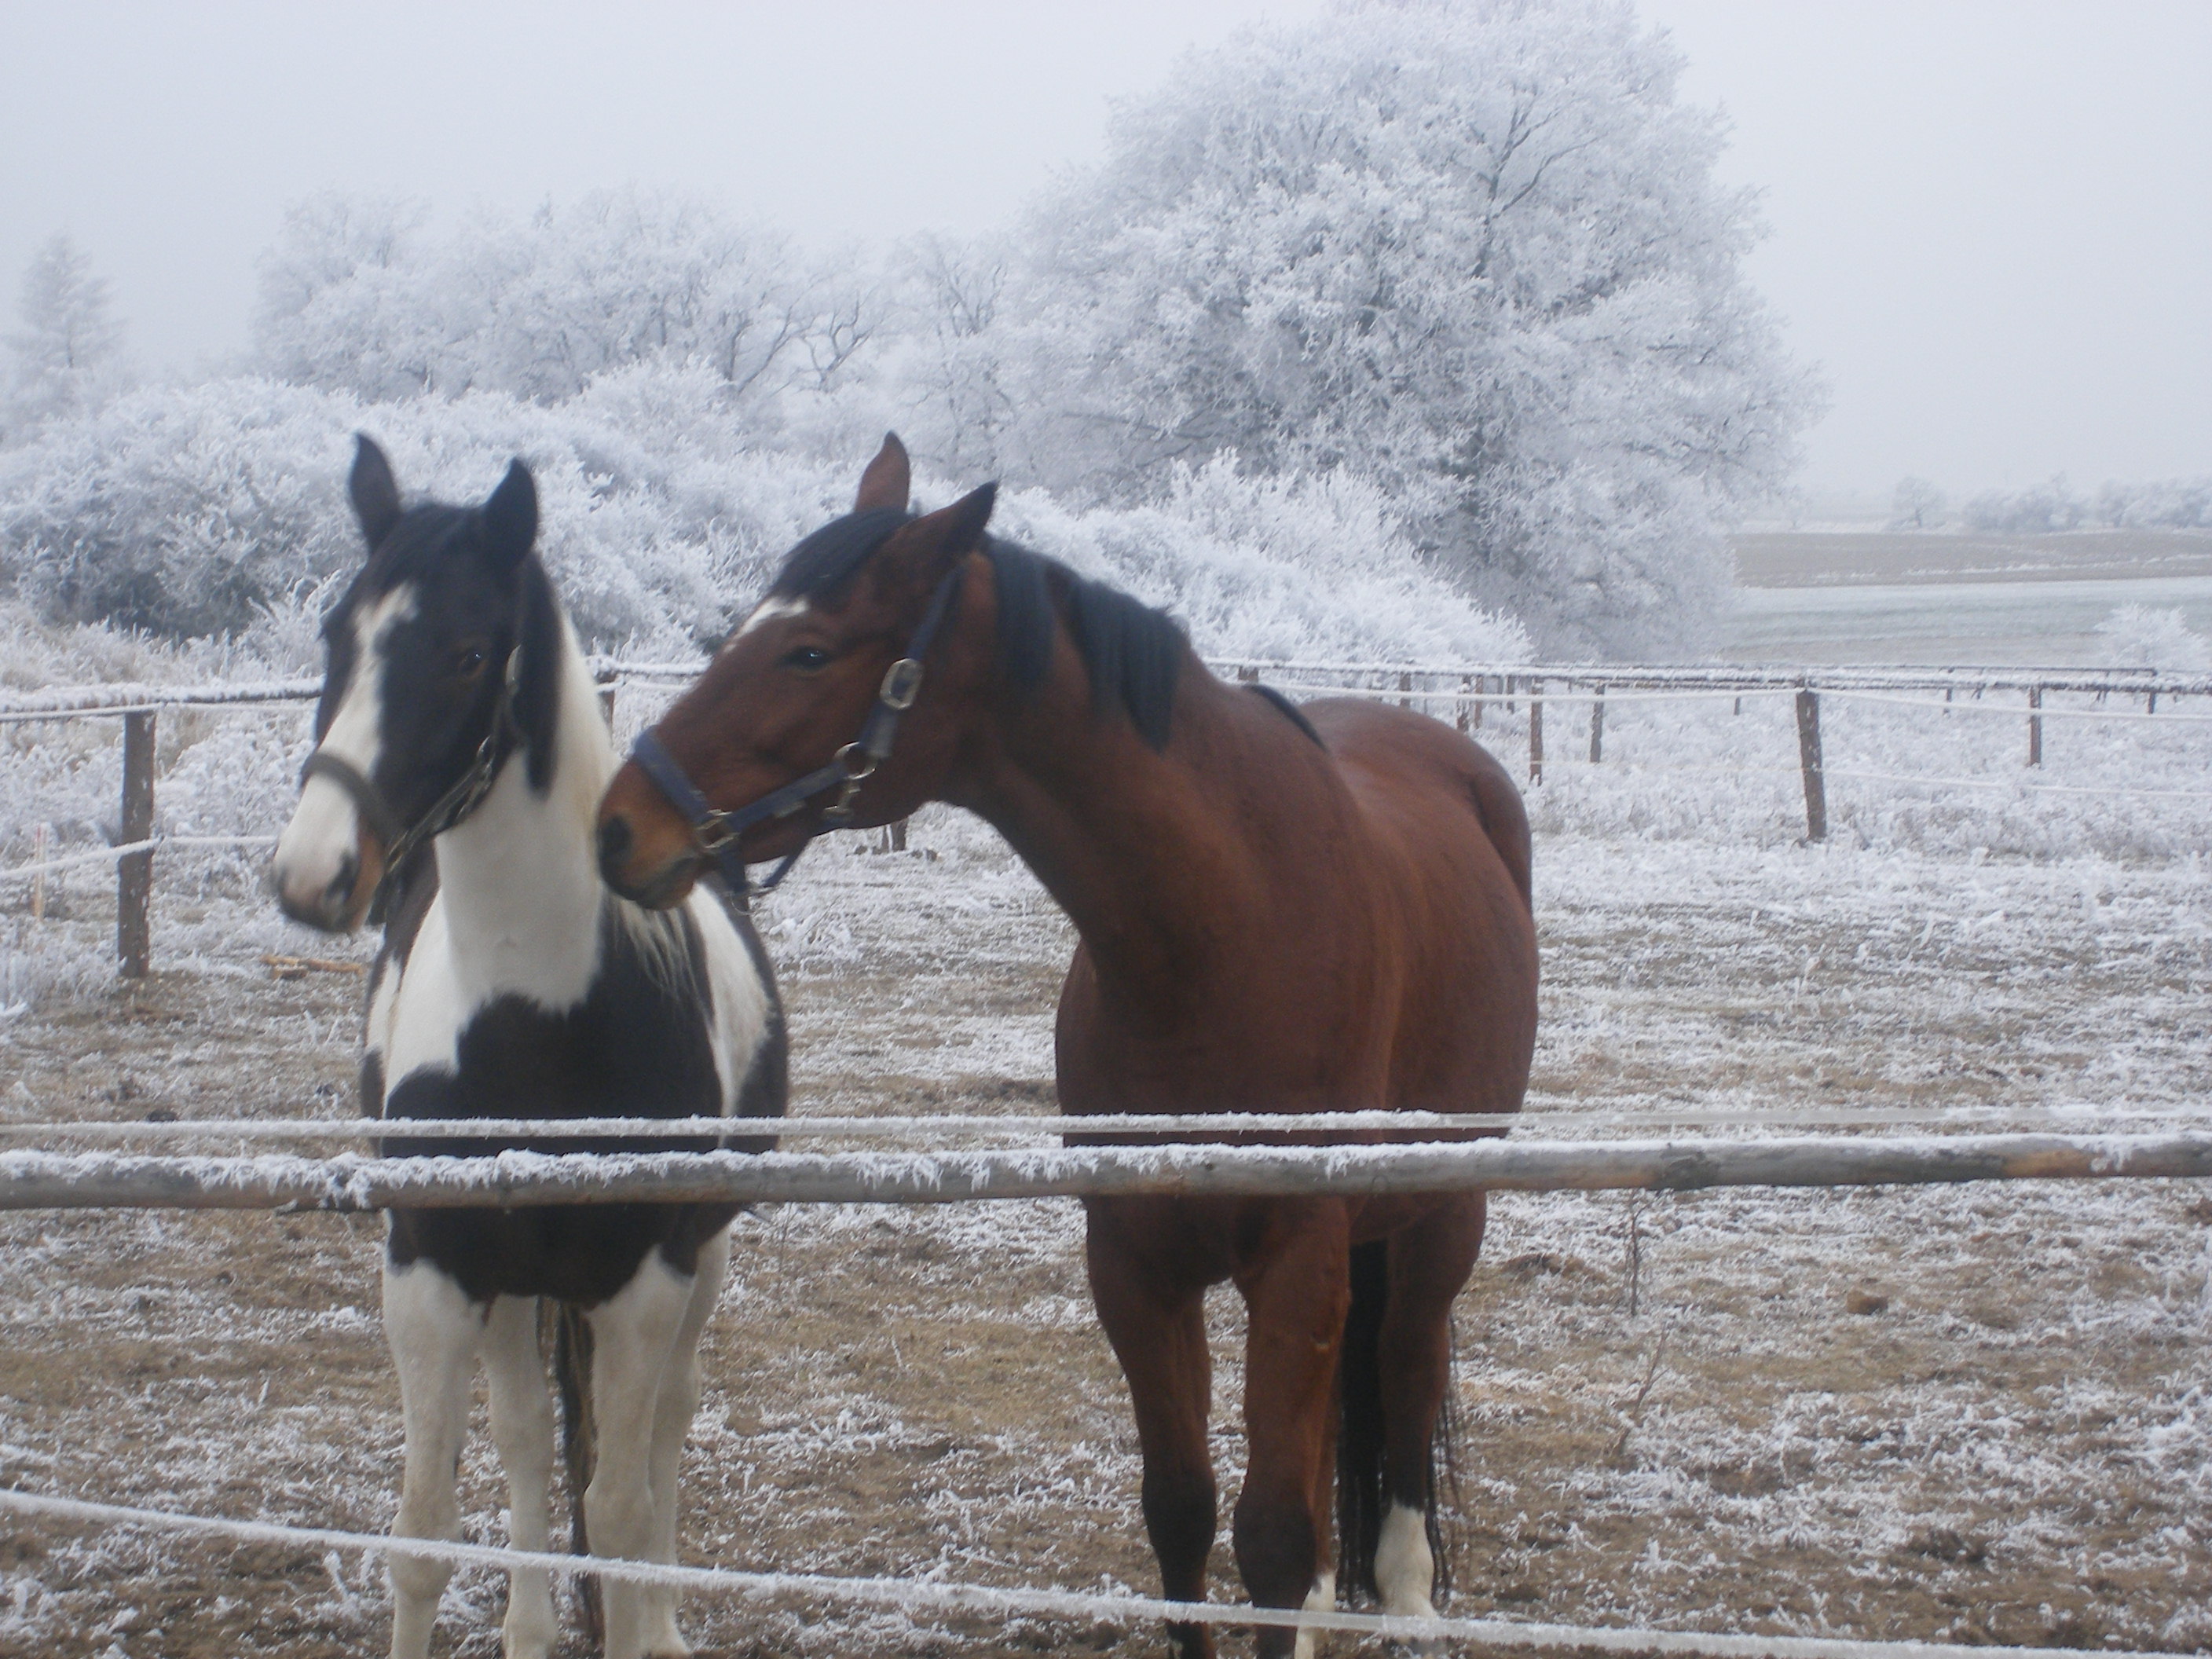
[2, 828, 2210, 1657]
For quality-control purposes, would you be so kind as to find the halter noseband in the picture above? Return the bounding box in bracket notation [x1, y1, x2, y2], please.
[297, 646, 522, 926]
[627, 559, 964, 899]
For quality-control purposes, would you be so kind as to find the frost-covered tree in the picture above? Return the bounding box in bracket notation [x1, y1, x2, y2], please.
[4, 234, 129, 438]
[2095, 604, 2210, 671]
[251, 188, 878, 427]
[953, 0, 1815, 657]
[1888, 476, 1948, 531]
[1961, 477, 2086, 534]
[2092, 477, 2212, 529]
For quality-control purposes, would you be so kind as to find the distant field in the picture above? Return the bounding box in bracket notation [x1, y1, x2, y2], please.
[1730, 527, 2212, 588]
[1722, 529, 2212, 665]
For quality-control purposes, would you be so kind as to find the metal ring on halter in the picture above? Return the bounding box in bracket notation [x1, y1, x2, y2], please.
[880, 658, 924, 711]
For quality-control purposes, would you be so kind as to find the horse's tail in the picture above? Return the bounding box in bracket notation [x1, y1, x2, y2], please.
[1336, 1240, 1460, 1601]
[546, 1299, 603, 1645]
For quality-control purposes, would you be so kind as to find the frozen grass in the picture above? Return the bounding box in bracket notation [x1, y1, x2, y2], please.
[1, 810, 2210, 1654]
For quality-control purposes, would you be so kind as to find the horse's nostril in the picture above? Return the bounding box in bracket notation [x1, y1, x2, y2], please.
[328, 852, 357, 906]
[598, 815, 632, 874]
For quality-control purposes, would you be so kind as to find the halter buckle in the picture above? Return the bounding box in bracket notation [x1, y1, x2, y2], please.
[694, 815, 740, 853]
[880, 658, 925, 711]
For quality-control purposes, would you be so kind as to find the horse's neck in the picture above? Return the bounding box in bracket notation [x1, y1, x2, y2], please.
[959, 645, 1257, 1005]
[433, 612, 614, 1008]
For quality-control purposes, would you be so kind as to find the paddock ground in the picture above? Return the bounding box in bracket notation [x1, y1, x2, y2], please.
[2, 824, 2210, 1657]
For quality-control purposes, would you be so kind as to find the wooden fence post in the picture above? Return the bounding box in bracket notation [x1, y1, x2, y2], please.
[1456, 674, 1472, 734]
[1528, 682, 1544, 785]
[1398, 670, 1412, 710]
[1794, 689, 1826, 843]
[118, 711, 155, 978]
[2027, 687, 2042, 767]
[599, 685, 617, 729]
[1588, 684, 1606, 764]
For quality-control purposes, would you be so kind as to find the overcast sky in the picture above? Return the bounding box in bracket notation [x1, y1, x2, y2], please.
[2, 1, 2207, 496]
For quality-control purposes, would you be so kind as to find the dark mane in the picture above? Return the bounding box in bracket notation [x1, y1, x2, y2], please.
[766, 510, 1186, 753]
[986, 539, 1185, 752]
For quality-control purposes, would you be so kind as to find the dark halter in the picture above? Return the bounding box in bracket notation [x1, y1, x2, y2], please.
[627, 559, 965, 899]
[297, 646, 521, 926]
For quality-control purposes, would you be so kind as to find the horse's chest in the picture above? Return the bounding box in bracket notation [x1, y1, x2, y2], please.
[372, 909, 723, 1123]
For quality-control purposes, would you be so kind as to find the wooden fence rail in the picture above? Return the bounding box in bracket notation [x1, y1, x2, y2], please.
[5, 659, 2203, 974]
[3, 1130, 2207, 1212]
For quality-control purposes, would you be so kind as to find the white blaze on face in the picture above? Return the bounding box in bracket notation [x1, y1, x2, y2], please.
[727, 595, 809, 647]
[273, 586, 416, 921]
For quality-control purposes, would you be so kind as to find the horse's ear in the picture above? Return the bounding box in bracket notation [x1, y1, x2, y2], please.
[885, 482, 997, 588]
[350, 434, 402, 548]
[482, 459, 538, 572]
[855, 432, 910, 514]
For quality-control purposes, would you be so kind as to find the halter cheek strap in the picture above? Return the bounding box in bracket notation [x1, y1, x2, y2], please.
[295, 648, 522, 926]
[628, 560, 964, 900]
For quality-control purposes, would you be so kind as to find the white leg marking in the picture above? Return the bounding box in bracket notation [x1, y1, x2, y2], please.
[383, 1261, 479, 1659]
[1375, 1502, 1437, 1618]
[585, 1252, 696, 1659]
[482, 1297, 558, 1659]
[637, 1229, 729, 1655]
[1294, 1568, 1337, 1659]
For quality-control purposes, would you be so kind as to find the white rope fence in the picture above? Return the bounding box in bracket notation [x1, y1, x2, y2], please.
[9, 1485, 2188, 1659]
[0, 833, 276, 884]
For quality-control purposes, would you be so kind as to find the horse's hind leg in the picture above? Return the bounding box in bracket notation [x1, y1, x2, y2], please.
[637, 1227, 731, 1656]
[383, 1260, 479, 1659]
[482, 1295, 558, 1659]
[1233, 1201, 1352, 1659]
[1374, 1195, 1487, 1621]
[1086, 1205, 1217, 1659]
[585, 1250, 695, 1659]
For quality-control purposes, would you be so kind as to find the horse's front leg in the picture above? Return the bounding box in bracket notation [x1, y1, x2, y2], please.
[585, 1247, 697, 1659]
[1086, 1199, 1218, 1659]
[482, 1295, 558, 1659]
[383, 1258, 481, 1659]
[638, 1227, 731, 1657]
[1233, 1199, 1353, 1659]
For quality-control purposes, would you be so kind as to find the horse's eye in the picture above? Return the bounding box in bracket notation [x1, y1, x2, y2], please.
[452, 646, 487, 678]
[782, 645, 833, 673]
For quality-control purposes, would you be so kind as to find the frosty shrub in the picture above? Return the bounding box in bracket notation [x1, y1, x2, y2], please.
[915, 0, 1815, 658]
[994, 461, 1529, 665]
[0, 368, 852, 649]
[2094, 604, 2212, 672]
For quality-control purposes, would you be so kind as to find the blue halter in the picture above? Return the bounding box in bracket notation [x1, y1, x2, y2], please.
[628, 559, 965, 899]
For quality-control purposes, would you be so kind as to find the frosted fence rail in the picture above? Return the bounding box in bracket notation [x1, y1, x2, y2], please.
[3, 1488, 2198, 1659]
[6, 1103, 2209, 1144]
[3, 1130, 2209, 1210]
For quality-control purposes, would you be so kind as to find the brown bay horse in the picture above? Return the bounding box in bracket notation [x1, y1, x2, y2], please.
[596, 436, 1538, 1657]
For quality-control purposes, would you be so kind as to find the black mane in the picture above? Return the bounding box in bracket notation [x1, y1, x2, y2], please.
[767, 511, 1187, 753]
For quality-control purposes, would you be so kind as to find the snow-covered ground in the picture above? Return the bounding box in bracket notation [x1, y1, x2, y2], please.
[1725, 574, 2212, 665]
[2, 790, 2209, 1655]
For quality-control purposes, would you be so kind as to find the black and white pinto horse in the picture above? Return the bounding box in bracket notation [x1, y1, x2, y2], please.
[272, 437, 786, 1659]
